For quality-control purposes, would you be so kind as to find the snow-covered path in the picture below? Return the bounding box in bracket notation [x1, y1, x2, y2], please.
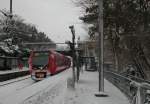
[64, 71, 130, 104]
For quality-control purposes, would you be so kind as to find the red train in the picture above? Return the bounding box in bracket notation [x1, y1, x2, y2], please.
[28, 50, 71, 81]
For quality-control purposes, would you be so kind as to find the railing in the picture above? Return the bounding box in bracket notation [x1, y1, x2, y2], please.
[105, 70, 150, 104]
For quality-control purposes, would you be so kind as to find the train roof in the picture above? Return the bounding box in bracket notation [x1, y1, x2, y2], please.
[31, 50, 50, 53]
[31, 50, 62, 55]
[30, 49, 71, 57]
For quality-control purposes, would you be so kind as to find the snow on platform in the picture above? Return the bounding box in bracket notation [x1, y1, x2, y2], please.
[64, 71, 130, 104]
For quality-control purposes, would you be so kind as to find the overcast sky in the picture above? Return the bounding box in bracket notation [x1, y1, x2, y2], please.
[0, 0, 87, 43]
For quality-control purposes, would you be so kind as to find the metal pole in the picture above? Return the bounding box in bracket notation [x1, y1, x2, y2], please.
[95, 0, 107, 97]
[72, 27, 76, 83]
[85, 43, 87, 70]
[98, 0, 104, 92]
[10, 0, 12, 14]
[136, 86, 141, 104]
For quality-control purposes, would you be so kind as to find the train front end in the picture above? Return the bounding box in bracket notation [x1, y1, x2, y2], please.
[29, 51, 50, 81]
[31, 65, 48, 81]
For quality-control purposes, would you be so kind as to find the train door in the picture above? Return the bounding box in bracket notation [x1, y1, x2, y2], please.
[48, 53, 56, 74]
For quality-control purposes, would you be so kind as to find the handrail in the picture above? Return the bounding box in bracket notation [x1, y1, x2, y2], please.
[121, 73, 150, 84]
[105, 70, 150, 104]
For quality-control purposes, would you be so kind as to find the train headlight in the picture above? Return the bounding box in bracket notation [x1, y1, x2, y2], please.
[32, 67, 38, 70]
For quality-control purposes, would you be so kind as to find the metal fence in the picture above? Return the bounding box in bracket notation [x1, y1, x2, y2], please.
[105, 70, 150, 104]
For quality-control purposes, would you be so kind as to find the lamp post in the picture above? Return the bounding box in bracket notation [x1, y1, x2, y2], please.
[69, 25, 76, 84]
[0, 0, 13, 18]
[9, 0, 13, 19]
[10, 0, 12, 14]
[95, 0, 108, 97]
[0, 0, 13, 31]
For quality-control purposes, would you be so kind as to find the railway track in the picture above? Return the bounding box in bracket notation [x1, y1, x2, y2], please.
[0, 75, 31, 87]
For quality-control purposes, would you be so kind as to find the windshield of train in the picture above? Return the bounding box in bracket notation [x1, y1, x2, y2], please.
[32, 52, 49, 67]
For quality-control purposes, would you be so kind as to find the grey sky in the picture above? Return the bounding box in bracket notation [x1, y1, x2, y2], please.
[0, 0, 87, 43]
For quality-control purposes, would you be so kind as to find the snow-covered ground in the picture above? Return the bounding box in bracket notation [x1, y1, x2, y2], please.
[64, 71, 130, 104]
[0, 68, 130, 104]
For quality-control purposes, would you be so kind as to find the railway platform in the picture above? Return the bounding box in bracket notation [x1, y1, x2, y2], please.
[0, 67, 28, 75]
[0, 67, 29, 82]
[64, 70, 130, 104]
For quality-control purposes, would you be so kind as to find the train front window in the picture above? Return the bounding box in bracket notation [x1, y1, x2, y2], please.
[32, 52, 49, 67]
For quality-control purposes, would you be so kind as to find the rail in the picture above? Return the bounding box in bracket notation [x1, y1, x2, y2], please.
[122, 73, 150, 84]
[105, 70, 150, 104]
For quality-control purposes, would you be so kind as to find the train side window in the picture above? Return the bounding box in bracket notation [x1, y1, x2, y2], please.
[55, 54, 63, 66]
